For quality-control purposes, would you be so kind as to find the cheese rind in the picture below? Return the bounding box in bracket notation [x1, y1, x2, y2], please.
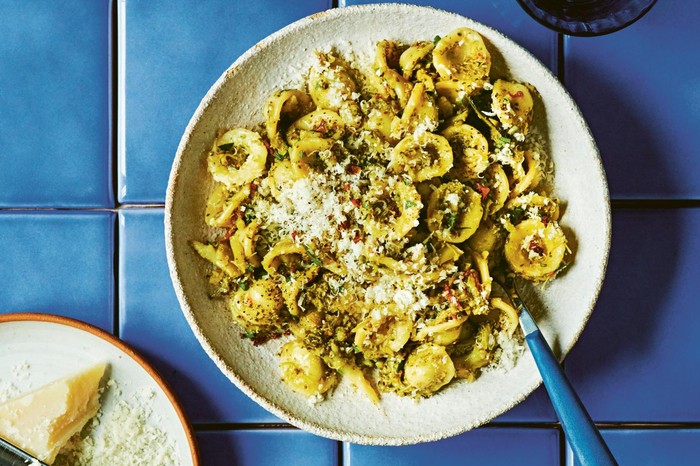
[0, 362, 107, 464]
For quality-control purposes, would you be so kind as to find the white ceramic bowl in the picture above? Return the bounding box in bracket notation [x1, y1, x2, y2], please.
[165, 4, 610, 445]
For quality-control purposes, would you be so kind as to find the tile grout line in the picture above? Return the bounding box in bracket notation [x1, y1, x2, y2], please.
[116, 0, 127, 207]
[2, 200, 700, 213]
[190, 420, 700, 430]
[559, 424, 568, 466]
[111, 0, 120, 339]
[111, 0, 119, 208]
[113, 208, 121, 338]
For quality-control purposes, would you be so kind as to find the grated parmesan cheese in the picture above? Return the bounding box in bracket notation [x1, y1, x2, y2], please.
[54, 382, 181, 466]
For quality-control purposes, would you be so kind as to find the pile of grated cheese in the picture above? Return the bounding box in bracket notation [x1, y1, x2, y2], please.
[54, 382, 181, 466]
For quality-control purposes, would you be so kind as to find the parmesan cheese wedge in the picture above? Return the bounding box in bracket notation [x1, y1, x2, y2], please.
[0, 362, 106, 464]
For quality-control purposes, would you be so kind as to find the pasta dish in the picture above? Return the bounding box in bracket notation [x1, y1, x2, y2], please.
[192, 27, 570, 402]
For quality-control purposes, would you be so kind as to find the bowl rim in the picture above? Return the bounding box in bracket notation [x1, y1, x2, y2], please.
[164, 2, 611, 445]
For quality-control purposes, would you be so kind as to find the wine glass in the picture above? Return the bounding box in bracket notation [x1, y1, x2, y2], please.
[516, 0, 657, 36]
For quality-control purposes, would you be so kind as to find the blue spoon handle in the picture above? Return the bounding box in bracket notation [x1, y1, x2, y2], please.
[520, 309, 618, 466]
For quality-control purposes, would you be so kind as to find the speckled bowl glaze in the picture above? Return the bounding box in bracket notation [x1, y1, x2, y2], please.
[165, 4, 610, 446]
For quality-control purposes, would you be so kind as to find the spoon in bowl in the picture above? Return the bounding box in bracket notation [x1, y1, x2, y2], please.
[509, 281, 618, 466]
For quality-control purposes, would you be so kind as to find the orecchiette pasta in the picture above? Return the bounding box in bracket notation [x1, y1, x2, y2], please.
[207, 128, 267, 188]
[388, 131, 453, 182]
[192, 27, 572, 402]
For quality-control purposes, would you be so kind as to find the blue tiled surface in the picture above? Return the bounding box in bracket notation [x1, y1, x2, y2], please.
[564, 0, 700, 200]
[569, 429, 700, 466]
[0, 1, 113, 208]
[3, 0, 700, 465]
[494, 385, 557, 423]
[197, 429, 339, 466]
[118, 209, 278, 423]
[0, 212, 114, 331]
[120, 0, 332, 204]
[345, 427, 560, 466]
[565, 209, 700, 422]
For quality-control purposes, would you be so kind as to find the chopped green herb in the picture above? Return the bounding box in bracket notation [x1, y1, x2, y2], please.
[302, 244, 323, 267]
[498, 136, 511, 145]
[353, 346, 361, 354]
[243, 331, 255, 339]
[509, 206, 525, 224]
[433, 35, 441, 45]
[405, 200, 417, 209]
[274, 151, 284, 161]
[238, 281, 249, 291]
[445, 212, 457, 230]
[246, 263, 255, 272]
[243, 209, 256, 223]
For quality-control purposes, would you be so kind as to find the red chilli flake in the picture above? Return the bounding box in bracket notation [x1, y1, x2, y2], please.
[474, 183, 491, 201]
[262, 138, 274, 156]
[509, 91, 524, 99]
[339, 220, 351, 230]
[250, 330, 288, 346]
[541, 215, 550, 226]
[291, 230, 299, 243]
[352, 230, 362, 243]
[221, 225, 236, 241]
[343, 183, 351, 191]
[345, 164, 362, 175]
[350, 198, 362, 208]
[529, 241, 545, 255]
[442, 283, 463, 310]
[469, 269, 481, 292]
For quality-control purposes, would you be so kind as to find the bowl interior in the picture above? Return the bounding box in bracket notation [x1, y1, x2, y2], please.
[165, 4, 610, 445]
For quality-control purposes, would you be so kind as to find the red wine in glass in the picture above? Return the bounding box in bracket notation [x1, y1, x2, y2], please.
[516, 0, 657, 36]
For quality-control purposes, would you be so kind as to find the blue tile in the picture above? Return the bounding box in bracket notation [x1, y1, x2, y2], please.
[493, 385, 556, 423]
[0, 211, 114, 331]
[121, 0, 331, 204]
[565, 208, 700, 422]
[345, 427, 559, 466]
[0, 1, 113, 208]
[343, 0, 557, 69]
[196, 429, 339, 466]
[569, 429, 700, 466]
[118, 209, 278, 423]
[564, 1, 700, 199]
